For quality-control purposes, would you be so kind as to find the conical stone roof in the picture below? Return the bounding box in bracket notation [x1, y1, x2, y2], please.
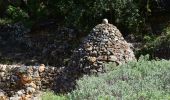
[68, 19, 136, 73]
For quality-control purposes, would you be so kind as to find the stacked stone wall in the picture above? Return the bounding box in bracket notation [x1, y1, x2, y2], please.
[0, 64, 60, 99]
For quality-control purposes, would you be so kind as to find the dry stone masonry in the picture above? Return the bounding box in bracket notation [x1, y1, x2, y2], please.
[68, 19, 136, 73]
[0, 64, 60, 100]
[55, 19, 136, 92]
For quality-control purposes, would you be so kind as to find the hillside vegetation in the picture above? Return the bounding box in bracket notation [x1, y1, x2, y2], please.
[1, 0, 170, 99]
[43, 55, 170, 100]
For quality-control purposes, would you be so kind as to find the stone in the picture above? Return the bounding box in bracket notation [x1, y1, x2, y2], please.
[26, 87, 36, 94]
[27, 66, 33, 74]
[9, 96, 21, 100]
[97, 56, 108, 61]
[21, 95, 32, 100]
[17, 67, 27, 75]
[16, 90, 25, 96]
[102, 19, 109, 24]
[91, 50, 98, 56]
[25, 82, 37, 89]
[38, 64, 45, 73]
[0, 83, 6, 88]
[87, 57, 97, 63]
[85, 46, 93, 51]
[0, 72, 5, 77]
[0, 65, 6, 72]
[0, 90, 6, 100]
[0, 96, 7, 100]
[108, 55, 117, 62]
[20, 74, 32, 85]
[30, 82, 37, 89]
[31, 96, 41, 100]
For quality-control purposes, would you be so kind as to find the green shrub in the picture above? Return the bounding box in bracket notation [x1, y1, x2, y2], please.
[64, 0, 143, 33]
[66, 55, 170, 100]
[4, 0, 144, 34]
[0, 18, 12, 25]
[136, 26, 170, 58]
[42, 91, 67, 100]
[6, 5, 28, 21]
[42, 55, 170, 100]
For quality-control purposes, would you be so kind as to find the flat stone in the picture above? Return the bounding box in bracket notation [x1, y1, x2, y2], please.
[86, 46, 93, 51]
[97, 56, 108, 61]
[20, 74, 32, 85]
[0, 72, 5, 77]
[26, 87, 36, 94]
[0, 65, 6, 72]
[17, 90, 25, 96]
[26, 82, 37, 89]
[38, 64, 45, 73]
[91, 51, 98, 56]
[89, 57, 97, 63]
[108, 55, 117, 62]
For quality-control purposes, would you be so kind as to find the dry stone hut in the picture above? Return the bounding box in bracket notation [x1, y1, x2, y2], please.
[52, 19, 137, 93]
[68, 19, 136, 74]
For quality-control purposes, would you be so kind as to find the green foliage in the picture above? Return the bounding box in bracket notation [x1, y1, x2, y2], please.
[43, 57, 170, 99]
[42, 91, 67, 100]
[66, 57, 170, 100]
[63, 0, 143, 33]
[137, 26, 170, 58]
[3, 0, 169, 35]
[6, 5, 28, 21]
[4, 0, 144, 33]
[166, 26, 170, 34]
[0, 18, 12, 25]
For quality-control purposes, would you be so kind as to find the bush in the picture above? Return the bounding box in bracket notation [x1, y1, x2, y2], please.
[136, 26, 170, 58]
[43, 56, 170, 99]
[64, 0, 143, 33]
[66, 55, 170, 100]
[4, 0, 144, 34]
[42, 91, 67, 100]
[6, 5, 29, 21]
[0, 18, 12, 25]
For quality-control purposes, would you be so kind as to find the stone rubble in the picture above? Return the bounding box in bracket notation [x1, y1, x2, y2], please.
[0, 64, 61, 99]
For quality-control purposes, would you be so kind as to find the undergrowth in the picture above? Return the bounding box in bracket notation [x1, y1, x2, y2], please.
[136, 26, 170, 58]
[43, 55, 170, 100]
